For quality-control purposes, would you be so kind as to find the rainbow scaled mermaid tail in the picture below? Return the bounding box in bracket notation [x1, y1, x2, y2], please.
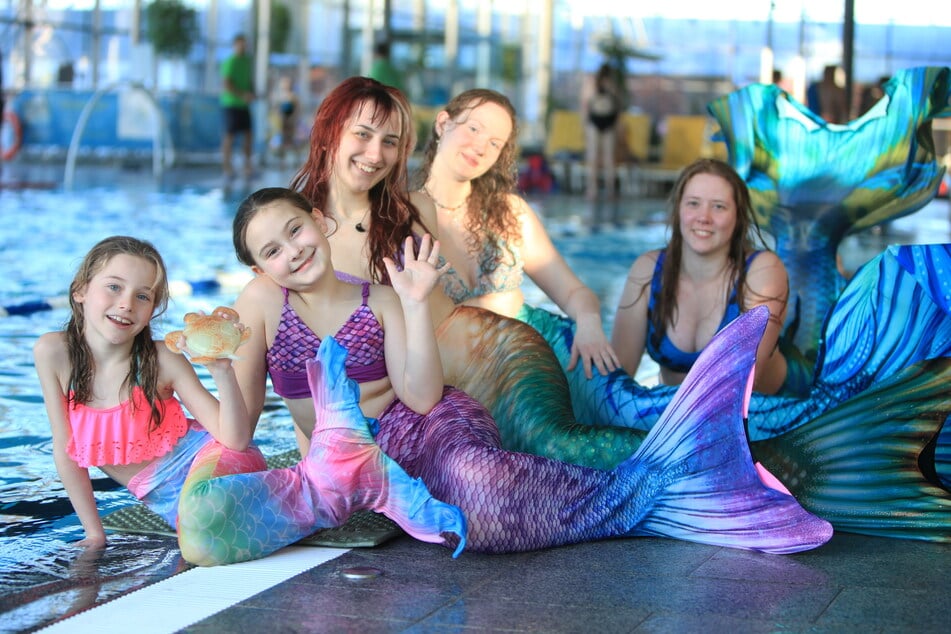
[707, 65, 951, 359]
[620, 305, 832, 553]
[304, 337, 467, 557]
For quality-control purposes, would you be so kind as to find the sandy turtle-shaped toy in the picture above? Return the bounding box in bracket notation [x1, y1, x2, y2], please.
[164, 306, 251, 364]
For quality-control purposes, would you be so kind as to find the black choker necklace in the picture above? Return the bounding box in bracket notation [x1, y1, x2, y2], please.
[353, 208, 370, 233]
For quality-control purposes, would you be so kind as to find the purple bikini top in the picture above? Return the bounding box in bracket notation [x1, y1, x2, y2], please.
[266, 282, 387, 399]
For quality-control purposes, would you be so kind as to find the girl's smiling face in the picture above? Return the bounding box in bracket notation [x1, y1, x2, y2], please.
[435, 100, 512, 180]
[244, 201, 332, 288]
[678, 172, 738, 256]
[73, 254, 158, 346]
[332, 101, 402, 194]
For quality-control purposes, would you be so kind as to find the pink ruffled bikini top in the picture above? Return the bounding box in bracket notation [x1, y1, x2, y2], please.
[67, 387, 189, 468]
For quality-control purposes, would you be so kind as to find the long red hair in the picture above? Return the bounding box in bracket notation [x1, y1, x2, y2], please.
[289, 76, 426, 283]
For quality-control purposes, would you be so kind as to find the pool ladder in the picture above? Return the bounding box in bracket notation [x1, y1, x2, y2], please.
[64, 80, 176, 190]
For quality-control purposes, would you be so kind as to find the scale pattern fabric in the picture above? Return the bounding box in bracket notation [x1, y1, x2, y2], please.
[377, 307, 832, 554]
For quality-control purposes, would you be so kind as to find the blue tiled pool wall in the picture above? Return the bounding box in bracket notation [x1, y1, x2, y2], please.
[8, 89, 259, 156]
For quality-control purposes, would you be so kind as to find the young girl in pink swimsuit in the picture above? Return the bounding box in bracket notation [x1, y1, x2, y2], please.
[35, 236, 465, 565]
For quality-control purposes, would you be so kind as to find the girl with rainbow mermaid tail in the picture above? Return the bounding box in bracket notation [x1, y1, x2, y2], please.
[291, 74, 951, 542]
[35, 235, 466, 567]
[231, 185, 831, 554]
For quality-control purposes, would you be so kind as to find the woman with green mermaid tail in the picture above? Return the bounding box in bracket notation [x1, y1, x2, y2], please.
[36, 235, 467, 567]
[292, 74, 951, 542]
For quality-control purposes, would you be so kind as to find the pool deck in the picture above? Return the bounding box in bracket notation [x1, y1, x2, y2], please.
[6, 529, 951, 633]
[2, 160, 950, 633]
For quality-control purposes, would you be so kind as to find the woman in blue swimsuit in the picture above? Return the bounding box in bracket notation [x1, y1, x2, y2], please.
[612, 158, 791, 394]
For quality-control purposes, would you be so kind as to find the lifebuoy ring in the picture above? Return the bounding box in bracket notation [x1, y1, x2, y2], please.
[1, 111, 23, 161]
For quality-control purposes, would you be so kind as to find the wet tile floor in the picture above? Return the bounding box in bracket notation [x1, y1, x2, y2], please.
[2, 161, 949, 633]
[6, 530, 949, 633]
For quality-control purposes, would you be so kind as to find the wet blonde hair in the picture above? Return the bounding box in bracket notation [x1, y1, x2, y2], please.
[65, 236, 169, 430]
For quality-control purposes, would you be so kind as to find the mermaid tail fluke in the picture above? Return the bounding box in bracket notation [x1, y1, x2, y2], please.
[752, 356, 951, 542]
[815, 244, 951, 391]
[707, 66, 951, 358]
[625, 305, 833, 553]
[305, 337, 467, 557]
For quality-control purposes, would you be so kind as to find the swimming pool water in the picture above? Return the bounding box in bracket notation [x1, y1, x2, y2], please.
[3, 175, 946, 610]
[0, 182, 670, 603]
[0, 184, 303, 597]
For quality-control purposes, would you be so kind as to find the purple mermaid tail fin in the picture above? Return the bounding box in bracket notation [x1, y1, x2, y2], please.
[304, 337, 467, 557]
[627, 305, 834, 554]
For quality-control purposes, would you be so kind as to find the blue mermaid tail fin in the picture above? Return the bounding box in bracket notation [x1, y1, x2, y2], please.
[815, 244, 951, 389]
[707, 66, 951, 358]
[752, 356, 951, 542]
[807, 243, 951, 487]
[305, 337, 467, 556]
[624, 305, 833, 554]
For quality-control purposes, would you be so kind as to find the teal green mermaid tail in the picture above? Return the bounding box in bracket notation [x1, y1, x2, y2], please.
[305, 337, 467, 556]
[520, 241, 951, 431]
[175, 337, 467, 567]
[753, 357, 951, 541]
[437, 305, 652, 470]
[380, 305, 831, 554]
[706, 65, 951, 359]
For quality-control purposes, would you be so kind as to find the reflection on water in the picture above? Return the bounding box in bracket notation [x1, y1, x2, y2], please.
[0, 185, 298, 630]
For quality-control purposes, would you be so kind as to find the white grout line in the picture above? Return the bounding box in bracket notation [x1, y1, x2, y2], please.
[37, 546, 348, 633]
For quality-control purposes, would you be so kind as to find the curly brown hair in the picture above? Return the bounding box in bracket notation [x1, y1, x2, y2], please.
[414, 89, 522, 273]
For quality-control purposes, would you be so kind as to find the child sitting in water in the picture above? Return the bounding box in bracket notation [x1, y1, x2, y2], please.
[35, 235, 465, 566]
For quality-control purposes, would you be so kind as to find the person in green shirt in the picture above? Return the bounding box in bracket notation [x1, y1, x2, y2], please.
[220, 34, 255, 179]
[367, 41, 404, 92]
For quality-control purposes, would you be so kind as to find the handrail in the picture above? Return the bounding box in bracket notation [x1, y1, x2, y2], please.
[64, 81, 176, 190]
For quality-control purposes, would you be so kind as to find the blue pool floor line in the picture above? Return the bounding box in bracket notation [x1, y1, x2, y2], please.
[0, 271, 254, 318]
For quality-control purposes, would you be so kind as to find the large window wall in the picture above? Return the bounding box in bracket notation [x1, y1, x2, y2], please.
[1, 0, 949, 144]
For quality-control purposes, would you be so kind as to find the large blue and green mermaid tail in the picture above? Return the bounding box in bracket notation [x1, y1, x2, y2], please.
[382, 305, 831, 554]
[752, 356, 951, 540]
[173, 339, 466, 566]
[707, 65, 950, 359]
[516, 296, 951, 542]
[708, 64, 951, 499]
[527, 243, 951, 439]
